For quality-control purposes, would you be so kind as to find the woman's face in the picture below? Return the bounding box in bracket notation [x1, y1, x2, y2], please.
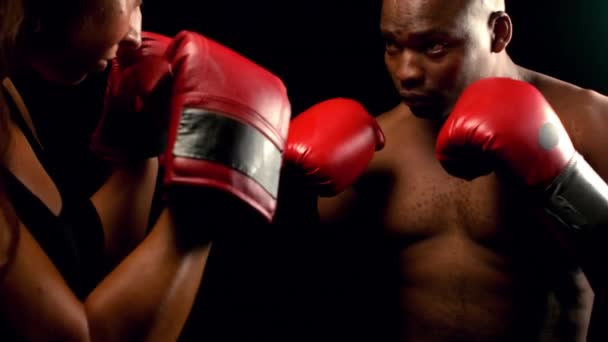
[33, 0, 143, 84]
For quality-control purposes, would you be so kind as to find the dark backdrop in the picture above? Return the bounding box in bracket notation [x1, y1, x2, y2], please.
[138, 1, 608, 341]
[141, 0, 608, 115]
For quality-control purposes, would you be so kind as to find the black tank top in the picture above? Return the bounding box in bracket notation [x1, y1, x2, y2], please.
[3, 93, 106, 297]
[0, 79, 106, 340]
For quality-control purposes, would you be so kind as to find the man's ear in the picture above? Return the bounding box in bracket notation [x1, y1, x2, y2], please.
[489, 11, 512, 53]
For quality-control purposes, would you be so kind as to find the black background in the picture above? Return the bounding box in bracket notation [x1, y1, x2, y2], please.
[141, 0, 608, 116]
[136, 1, 608, 341]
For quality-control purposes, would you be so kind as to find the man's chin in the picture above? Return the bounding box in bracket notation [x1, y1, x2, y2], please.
[407, 103, 446, 121]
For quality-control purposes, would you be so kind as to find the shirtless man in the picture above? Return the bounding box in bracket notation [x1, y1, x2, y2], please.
[318, 0, 608, 340]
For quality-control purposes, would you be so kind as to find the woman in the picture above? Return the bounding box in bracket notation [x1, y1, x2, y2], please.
[0, 0, 213, 340]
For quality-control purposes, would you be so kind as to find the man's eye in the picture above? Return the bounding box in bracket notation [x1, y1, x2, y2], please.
[384, 38, 400, 54]
[425, 42, 448, 56]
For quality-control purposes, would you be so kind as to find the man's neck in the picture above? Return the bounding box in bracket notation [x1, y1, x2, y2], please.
[491, 53, 533, 83]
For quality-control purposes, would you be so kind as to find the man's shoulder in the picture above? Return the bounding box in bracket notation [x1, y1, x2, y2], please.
[531, 70, 608, 156]
[531, 71, 608, 116]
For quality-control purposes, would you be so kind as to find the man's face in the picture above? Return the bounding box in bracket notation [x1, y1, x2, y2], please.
[381, 0, 492, 120]
[38, 0, 142, 84]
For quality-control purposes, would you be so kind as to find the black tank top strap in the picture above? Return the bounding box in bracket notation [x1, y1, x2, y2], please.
[1, 83, 105, 299]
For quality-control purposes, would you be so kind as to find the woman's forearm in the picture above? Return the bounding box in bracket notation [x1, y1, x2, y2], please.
[84, 208, 211, 342]
[91, 158, 159, 265]
[0, 207, 210, 342]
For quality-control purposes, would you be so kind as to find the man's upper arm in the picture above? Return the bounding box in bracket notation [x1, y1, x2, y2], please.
[573, 90, 608, 182]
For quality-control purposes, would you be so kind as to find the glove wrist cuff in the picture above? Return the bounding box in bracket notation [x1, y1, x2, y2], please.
[544, 152, 608, 233]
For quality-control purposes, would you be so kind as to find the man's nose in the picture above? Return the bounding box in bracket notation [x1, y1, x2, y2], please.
[394, 50, 425, 89]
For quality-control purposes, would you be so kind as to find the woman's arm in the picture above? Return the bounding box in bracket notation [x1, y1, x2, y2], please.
[0, 204, 211, 342]
[91, 158, 159, 267]
[84, 208, 211, 342]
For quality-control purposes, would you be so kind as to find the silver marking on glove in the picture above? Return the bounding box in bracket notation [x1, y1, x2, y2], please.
[538, 122, 560, 151]
[545, 152, 608, 233]
[173, 108, 283, 198]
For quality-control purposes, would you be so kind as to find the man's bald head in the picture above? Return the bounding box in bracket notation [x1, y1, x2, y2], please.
[467, 0, 505, 20]
[447, 0, 507, 27]
[381, 0, 506, 38]
[380, 0, 513, 120]
[483, 0, 505, 11]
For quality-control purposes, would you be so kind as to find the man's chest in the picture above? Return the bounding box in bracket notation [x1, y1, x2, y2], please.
[359, 135, 538, 245]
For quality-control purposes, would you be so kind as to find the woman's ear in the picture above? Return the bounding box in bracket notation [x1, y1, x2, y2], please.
[489, 11, 512, 53]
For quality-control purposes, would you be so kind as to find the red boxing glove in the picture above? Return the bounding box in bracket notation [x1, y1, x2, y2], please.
[436, 77, 608, 233]
[91, 31, 173, 162]
[436, 77, 574, 186]
[162, 31, 291, 222]
[284, 98, 385, 197]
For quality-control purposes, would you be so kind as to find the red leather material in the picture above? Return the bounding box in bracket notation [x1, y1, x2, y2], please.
[285, 98, 385, 196]
[436, 77, 576, 187]
[162, 31, 291, 221]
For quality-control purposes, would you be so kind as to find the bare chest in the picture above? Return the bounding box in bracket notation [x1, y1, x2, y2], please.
[359, 131, 534, 246]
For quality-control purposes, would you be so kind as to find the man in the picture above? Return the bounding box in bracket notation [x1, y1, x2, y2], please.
[318, 0, 608, 340]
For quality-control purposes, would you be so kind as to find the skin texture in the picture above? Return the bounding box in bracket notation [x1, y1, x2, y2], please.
[319, 0, 607, 340]
[0, 0, 213, 340]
